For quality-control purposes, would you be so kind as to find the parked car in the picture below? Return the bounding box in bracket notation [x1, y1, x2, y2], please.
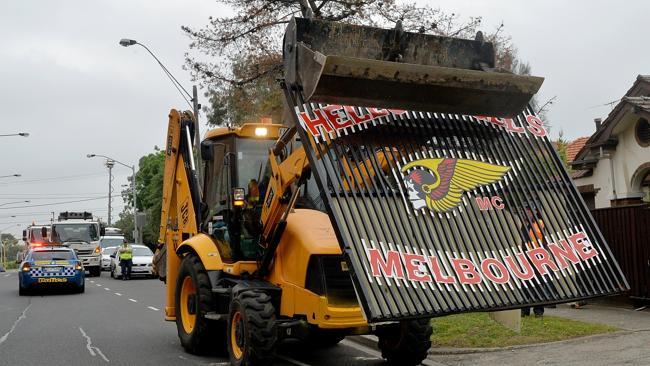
[110, 244, 154, 279]
[101, 246, 118, 271]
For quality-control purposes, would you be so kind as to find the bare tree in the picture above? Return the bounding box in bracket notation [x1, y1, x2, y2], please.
[183, 1, 526, 126]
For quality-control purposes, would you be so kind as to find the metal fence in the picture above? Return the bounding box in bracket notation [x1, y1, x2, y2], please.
[591, 205, 650, 301]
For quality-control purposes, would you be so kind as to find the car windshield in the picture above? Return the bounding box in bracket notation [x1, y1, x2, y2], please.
[29, 228, 46, 242]
[52, 223, 99, 243]
[32, 251, 75, 261]
[103, 247, 117, 255]
[133, 247, 153, 256]
[100, 237, 124, 248]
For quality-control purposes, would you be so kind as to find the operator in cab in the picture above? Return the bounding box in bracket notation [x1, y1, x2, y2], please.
[117, 239, 133, 281]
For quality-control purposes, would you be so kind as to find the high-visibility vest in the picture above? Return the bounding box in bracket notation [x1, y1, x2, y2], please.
[526, 220, 545, 250]
[119, 246, 133, 260]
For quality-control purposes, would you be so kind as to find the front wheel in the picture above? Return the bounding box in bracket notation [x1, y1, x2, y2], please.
[228, 291, 277, 366]
[175, 254, 223, 354]
[89, 266, 100, 277]
[377, 319, 433, 366]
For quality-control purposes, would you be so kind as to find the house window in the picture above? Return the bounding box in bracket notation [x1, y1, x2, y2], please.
[635, 118, 650, 147]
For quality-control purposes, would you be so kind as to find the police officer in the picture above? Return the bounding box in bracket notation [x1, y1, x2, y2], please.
[117, 239, 133, 281]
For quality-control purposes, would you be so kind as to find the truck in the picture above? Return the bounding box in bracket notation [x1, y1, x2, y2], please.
[16, 224, 51, 262]
[51, 211, 103, 277]
[155, 17, 628, 365]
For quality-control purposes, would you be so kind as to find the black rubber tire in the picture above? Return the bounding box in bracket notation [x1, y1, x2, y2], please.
[110, 268, 114, 278]
[19, 286, 28, 296]
[227, 291, 277, 366]
[175, 254, 224, 354]
[89, 266, 101, 277]
[377, 319, 433, 366]
[77, 283, 85, 294]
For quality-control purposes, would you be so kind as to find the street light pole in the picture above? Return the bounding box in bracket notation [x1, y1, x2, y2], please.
[119, 38, 202, 185]
[106, 159, 114, 226]
[87, 154, 139, 243]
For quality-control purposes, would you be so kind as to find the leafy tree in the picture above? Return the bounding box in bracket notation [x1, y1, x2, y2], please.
[1, 233, 24, 269]
[555, 130, 570, 170]
[119, 148, 165, 245]
[183, 0, 527, 126]
[114, 211, 134, 242]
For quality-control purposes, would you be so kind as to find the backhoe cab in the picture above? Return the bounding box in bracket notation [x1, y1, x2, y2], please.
[156, 17, 627, 366]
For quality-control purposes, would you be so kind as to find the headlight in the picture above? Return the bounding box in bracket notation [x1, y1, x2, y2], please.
[94, 246, 101, 254]
[21, 263, 31, 272]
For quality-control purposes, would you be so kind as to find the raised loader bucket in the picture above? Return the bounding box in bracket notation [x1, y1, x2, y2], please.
[283, 18, 544, 118]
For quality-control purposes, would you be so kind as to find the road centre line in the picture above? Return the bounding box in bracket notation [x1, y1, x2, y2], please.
[95, 283, 101, 287]
[104, 288, 110, 291]
[147, 306, 160, 311]
[0, 303, 31, 346]
[114, 292, 122, 296]
[129, 298, 137, 303]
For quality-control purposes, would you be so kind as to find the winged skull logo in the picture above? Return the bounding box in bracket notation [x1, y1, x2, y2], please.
[401, 158, 510, 212]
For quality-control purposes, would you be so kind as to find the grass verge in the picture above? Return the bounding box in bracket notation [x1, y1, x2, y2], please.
[431, 312, 617, 348]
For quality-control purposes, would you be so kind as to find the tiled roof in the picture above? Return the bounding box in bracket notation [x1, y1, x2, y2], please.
[566, 136, 590, 163]
[623, 96, 650, 113]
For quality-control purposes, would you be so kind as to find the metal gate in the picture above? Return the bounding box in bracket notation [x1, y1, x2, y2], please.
[591, 205, 650, 301]
[286, 93, 629, 322]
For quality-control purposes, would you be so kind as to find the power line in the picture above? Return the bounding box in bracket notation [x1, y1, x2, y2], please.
[0, 172, 108, 186]
[0, 197, 109, 210]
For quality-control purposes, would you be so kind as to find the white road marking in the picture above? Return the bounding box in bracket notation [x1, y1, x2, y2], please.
[104, 288, 110, 291]
[114, 293, 122, 296]
[147, 306, 159, 311]
[0, 303, 31, 346]
[129, 298, 137, 303]
[276, 355, 311, 366]
[95, 283, 102, 287]
[340, 339, 382, 358]
[90, 280, 94, 283]
[3, 274, 10, 277]
[79, 327, 109, 363]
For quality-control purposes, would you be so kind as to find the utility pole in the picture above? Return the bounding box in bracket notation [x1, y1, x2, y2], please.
[106, 159, 115, 226]
[193, 85, 203, 184]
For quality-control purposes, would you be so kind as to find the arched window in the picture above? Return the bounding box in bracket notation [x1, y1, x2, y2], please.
[635, 118, 650, 147]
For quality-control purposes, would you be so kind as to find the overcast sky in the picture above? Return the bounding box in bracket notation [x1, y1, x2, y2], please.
[0, 0, 647, 238]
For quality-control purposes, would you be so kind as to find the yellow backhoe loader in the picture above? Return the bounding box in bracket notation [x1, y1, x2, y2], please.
[155, 17, 627, 366]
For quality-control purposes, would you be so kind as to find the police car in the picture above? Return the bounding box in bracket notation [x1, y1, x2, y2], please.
[18, 246, 85, 295]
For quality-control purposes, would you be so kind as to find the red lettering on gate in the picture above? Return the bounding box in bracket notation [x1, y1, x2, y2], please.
[451, 258, 482, 285]
[321, 105, 353, 129]
[548, 239, 581, 269]
[368, 249, 404, 279]
[298, 109, 332, 137]
[428, 256, 456, 284]
[403, 253, 431, 282]
[481, 258, 511, 284]
[526, 115, 547, 137]
[504, 253, 535, 281]
[568, 232, 598, 261]
[475, 196, 505, 211]
[527, 247, 559, 276]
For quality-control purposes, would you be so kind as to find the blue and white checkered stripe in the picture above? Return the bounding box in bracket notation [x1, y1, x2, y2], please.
[29, 266, 76, 277]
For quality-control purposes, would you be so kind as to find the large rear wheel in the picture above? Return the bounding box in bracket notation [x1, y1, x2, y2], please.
[377, 319, 432, 366]
[175, 254, 224, 354]
[227, 291, 277, 366]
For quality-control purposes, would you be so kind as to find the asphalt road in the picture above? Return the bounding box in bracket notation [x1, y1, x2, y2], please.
[0, 270, 408, 366]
